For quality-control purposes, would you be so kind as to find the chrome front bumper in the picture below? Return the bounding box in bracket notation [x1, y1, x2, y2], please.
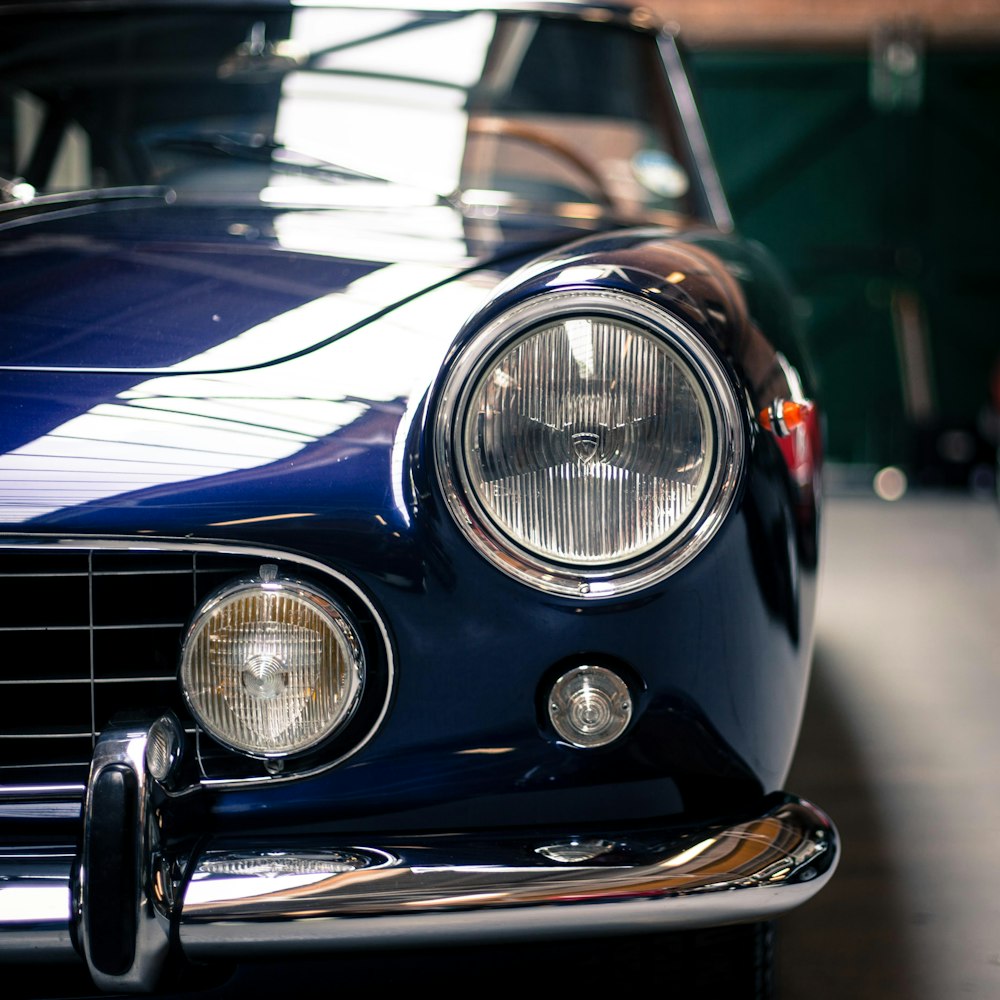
[0, 715, 838, 992]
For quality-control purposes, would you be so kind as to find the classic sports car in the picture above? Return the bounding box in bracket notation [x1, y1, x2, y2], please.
[0, 1, 836, 995]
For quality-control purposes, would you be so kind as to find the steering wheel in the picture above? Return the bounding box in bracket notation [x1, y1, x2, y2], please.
[465, 117, 618, 212]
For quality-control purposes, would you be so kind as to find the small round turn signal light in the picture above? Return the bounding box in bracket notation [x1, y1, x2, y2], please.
[548, 665, 632, 748]
[145, 715, 183, 784]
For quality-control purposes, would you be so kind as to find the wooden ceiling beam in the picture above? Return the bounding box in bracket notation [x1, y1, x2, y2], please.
[643, 0, 1000, 48]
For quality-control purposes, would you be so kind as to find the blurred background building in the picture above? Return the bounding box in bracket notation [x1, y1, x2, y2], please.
[652, 0, 1000, 494]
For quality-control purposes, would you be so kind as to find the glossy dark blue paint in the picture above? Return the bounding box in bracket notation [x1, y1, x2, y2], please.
[0, 200, 598, 373]
[0, 204, 381, 370]
[0, 202, 816, 830]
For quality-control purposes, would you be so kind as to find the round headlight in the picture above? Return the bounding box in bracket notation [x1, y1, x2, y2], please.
[181, 575, 364, 757]
[436, 290, 743, 597]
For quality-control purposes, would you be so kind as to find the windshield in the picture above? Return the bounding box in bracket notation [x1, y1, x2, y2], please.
[0, 5, 700, 221]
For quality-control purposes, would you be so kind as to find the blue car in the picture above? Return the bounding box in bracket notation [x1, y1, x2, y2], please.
[0, 2, 836, 994]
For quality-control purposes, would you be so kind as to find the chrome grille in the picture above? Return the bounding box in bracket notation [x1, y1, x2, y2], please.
[0, 549, 265, 787]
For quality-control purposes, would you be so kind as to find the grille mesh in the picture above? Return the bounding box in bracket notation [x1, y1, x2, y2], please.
[0, 549, 292, 787]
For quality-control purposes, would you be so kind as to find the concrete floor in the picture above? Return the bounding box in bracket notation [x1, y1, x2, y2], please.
[777, 494, 1000, 999]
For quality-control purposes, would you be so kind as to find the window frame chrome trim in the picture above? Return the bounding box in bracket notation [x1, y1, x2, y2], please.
[657, 33, 735, 234]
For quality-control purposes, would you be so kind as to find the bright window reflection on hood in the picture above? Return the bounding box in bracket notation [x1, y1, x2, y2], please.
[0, 263, 494, 525]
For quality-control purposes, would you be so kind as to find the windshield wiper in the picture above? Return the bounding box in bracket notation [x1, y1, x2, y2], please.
[150, 133, 455, 208]
[151, 133, 398, 185]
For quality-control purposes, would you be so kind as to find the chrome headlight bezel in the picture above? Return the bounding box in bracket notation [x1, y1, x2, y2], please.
[434, 289, 745, 598]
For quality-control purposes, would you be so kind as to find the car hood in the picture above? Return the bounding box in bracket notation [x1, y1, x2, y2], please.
[0, 198, 589, 531]
[0, 199, 575, 373]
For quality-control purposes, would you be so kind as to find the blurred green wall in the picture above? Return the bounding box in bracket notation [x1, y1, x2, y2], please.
[689, 46, 1000, 471]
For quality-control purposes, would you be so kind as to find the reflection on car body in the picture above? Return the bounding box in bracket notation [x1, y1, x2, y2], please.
[0, 1, 836, 994]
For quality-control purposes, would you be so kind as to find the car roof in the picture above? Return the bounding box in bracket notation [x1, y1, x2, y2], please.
[0, 0, 657, 25]
[312, 1, 660, 28]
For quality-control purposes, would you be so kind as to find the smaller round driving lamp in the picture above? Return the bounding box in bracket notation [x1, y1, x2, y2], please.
[548, 665, 632, 748]
[181, 575, 364, 758]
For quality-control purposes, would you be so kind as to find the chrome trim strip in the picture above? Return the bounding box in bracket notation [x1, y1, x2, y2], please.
[0, 847, 75, 960]
[179, 796, 836, 956]
[0, 536, 396, 789]
[771, 398, 791, 437]
[0, 784, 85, 800]
[0, 795, 837, 964]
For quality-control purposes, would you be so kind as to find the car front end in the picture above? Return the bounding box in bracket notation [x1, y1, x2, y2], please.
[0, 2, 836, 992]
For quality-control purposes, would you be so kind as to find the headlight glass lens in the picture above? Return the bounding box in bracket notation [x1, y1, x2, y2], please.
[181, 579, 364, 757]
[462, 315, 713, 565]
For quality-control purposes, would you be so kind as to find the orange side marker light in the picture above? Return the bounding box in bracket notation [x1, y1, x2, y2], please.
[759, 398, 814, 437]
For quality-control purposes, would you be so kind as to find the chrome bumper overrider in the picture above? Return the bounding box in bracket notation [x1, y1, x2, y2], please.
[0, 715, 838, 992]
